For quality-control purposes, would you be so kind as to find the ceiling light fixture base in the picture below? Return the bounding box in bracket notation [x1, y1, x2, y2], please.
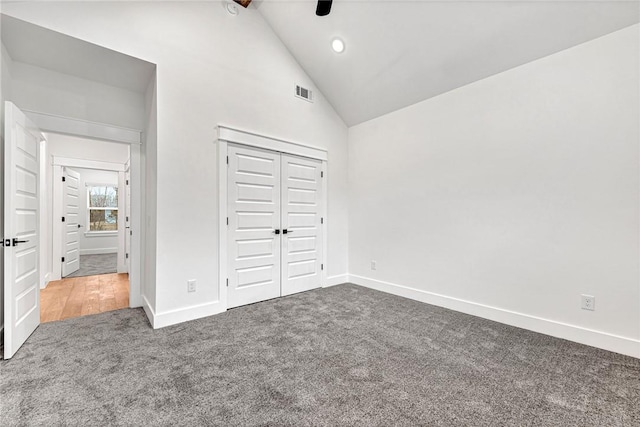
[225, 1, 240, 16]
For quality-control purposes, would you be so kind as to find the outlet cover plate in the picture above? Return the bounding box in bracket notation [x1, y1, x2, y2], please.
[188, 280, 197, 293]
[581, 294, 595, 311]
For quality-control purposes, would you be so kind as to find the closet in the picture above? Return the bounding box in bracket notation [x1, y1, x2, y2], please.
[227, 144, 324, 308]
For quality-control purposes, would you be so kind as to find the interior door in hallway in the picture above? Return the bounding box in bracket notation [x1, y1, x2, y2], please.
[62, 167, 81, 277]
[3, 102, 44, 359]
[280, 154, 323, 296]
[227, 145, 282, 309]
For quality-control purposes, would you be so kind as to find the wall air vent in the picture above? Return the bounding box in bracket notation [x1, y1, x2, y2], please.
[295, 85, 313, 102]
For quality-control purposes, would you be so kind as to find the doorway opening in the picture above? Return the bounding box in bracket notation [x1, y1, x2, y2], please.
[2, 15, 156, 358]
[40, 132, 133, 323]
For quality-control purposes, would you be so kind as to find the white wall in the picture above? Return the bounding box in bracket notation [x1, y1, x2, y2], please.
[348, 25, 640, 357]
[142, 74, 157, 311]
[11, 61, 146, 131]
[2, 2, 349, 326]
[72, 168, 119, 255]
[46, 133, 130, 164]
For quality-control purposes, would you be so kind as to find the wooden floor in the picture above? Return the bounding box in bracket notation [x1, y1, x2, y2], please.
[40, 273, 130, 323]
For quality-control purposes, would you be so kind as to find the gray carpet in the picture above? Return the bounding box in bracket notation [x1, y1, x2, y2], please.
[1, 284, 638, 426]
[66, 253, 117, 278]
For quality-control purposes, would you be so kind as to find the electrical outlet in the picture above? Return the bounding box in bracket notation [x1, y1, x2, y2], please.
[371, 260, 377, 270]
[581, 294, 595, 311]
[187, 280, 197, 293]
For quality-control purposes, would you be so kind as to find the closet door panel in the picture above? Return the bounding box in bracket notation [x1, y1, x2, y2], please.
[281, 155, 323, 296]
[227, 145, 281, 308]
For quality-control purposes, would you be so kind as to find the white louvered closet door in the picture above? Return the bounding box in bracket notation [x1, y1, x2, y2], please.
[227, 145, 282, 308]
[226, 145, 323, 308]
[280, 154, 323, 296]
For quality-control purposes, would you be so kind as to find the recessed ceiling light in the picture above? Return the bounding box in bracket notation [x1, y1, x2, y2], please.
[331, 38, 345, 54]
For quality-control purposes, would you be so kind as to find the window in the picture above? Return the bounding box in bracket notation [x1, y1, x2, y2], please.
[87, 185, 118, 232]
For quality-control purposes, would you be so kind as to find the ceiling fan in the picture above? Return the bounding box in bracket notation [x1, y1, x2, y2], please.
[233, 0, 334, 16]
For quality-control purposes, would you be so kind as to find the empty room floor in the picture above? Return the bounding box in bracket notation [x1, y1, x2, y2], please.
[40, 273, 129, 322]
[2, 284, 638, 426]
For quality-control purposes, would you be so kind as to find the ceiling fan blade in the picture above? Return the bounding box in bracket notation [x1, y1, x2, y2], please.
[316, 0, 333, 16]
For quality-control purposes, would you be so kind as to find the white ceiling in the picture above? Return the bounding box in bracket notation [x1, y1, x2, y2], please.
[257, 1, 640, 126]
[1, 14, 155, 94]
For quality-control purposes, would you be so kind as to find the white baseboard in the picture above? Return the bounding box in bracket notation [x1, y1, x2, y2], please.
[325, 274, 350, 287]
[80, 248, 117, 255]
[349, 274, 640, 359]
[80, 248, 118, 255]
[151, 300, 227, 329]
[141, 295, 156, 328]
[41, 272, 51, 289]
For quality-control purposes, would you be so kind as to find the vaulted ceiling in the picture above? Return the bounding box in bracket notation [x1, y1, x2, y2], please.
[257, 1, 640, 126]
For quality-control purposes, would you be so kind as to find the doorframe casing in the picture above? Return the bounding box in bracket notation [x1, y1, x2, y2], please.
[217, 125, 328, 310]
[52, 157, 127, 281]
[26, 110, 144, 308]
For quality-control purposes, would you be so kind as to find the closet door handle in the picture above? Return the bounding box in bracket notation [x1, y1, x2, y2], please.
[273, 229, 281, 235]
[282, 229, 293, 234]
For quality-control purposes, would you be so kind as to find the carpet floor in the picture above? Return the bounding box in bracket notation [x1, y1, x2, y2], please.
[1, 284, 638, 426]
[65, 254, 117, 278]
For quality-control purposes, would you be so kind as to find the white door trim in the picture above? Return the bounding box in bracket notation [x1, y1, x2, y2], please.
[53, 156, 127, 172]
[52, 158, 128, 281]
[218, 125, 328, 161]
[38, 112, 143, 309]
[217, 126, 328, 310]
[25, 110, 141, 145]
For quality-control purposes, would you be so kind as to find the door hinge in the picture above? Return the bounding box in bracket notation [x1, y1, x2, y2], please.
[62, 216, 65, 222]
[226, 217, 229, 226]
[62, 176, 66, 182]
[126, 216, 129, 222]
[321, 171, 324, 178]
[321, 263, 324, 270]
[130, 230, 133, 236]
[321, 217, 324, 224]
[226, 156, 229, 165]
[126, 253, 129, 259]
[61, 257, 65, 262]
[226, 278, 229, 287]
[126, 179, 129, 185]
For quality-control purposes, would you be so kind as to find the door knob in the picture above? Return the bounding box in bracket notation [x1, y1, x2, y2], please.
[12, 238, 29, 246]
[273, 229, 281, 235]
[78, 224, 83, 228]
[283, 229, 293, 234]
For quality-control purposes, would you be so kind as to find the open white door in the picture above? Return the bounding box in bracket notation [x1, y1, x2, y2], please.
[280, 154, 323, 296]
[61, 167, 80, 277]
[3, 102, 43, 359]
